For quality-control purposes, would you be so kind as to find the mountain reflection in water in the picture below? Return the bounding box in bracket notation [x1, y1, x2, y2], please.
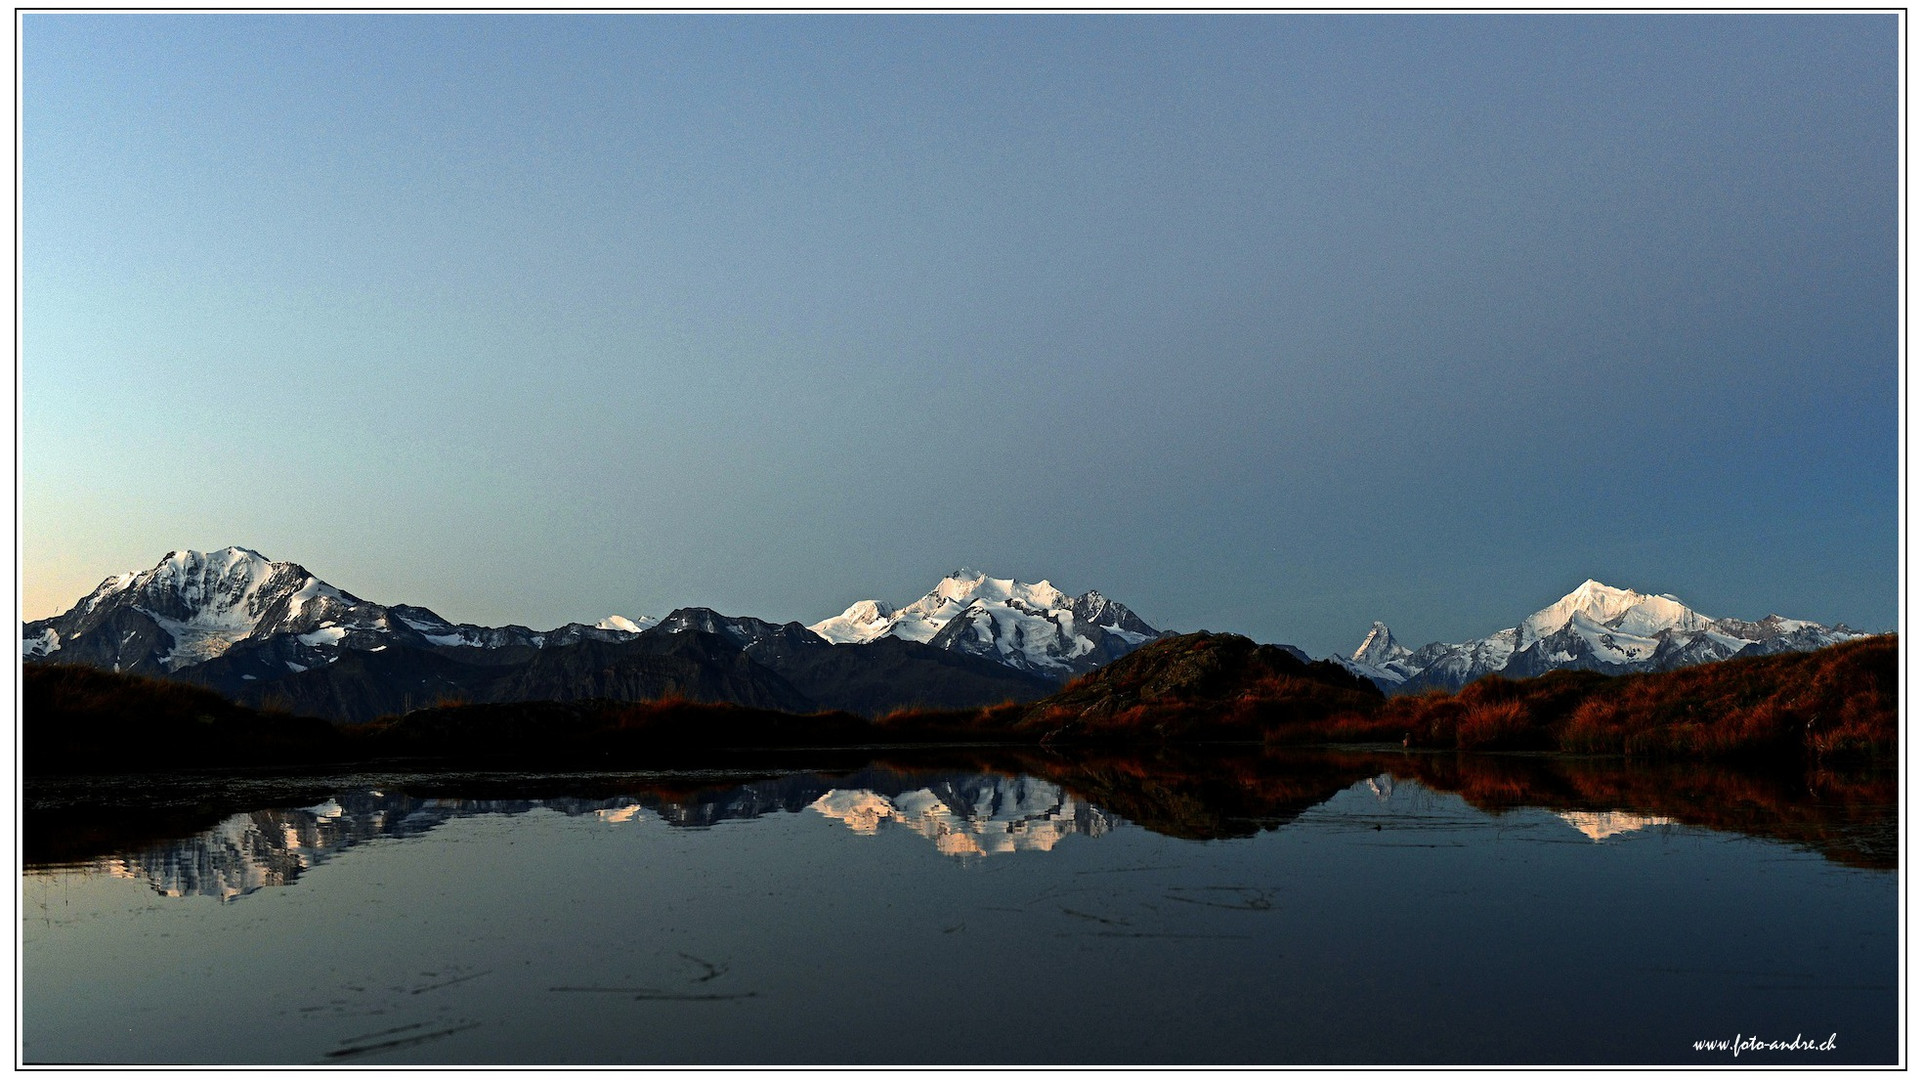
[809, 775, 1115, 855]
[26, 748, 1895, 901]
[53, 771, 1123, 900]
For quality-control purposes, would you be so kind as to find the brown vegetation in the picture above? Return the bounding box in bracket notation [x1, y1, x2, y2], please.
[1370, 635, 1895, 761]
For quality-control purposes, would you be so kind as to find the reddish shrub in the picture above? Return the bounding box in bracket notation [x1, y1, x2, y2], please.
[1455, 699, 1534, 750]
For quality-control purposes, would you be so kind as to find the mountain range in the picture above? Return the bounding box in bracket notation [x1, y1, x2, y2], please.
[21, 548, 1167, 722]
[23, 548, 1870, 722]
[1332, 579, 1869, 692]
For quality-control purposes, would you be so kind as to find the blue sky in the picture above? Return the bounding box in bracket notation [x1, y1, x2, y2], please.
[22, 13, 1897, 656]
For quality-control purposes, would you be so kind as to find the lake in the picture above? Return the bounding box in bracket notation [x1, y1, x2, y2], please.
[21, 749, 1898, 1065]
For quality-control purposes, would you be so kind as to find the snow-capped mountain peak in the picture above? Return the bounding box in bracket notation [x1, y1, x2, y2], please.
[1518, 579, 1657, 646]
[929, 569, 1071, 613]
[1515, 580, 1715, 648]
[94, 547, 365, 669]
[593, 615, 657, 634]
[1333, 620, 1426, 685]
[1351, 621, 1412, 667]
[806, 570, 1166, 677]
[1604, 593, 1711, 638]
[809, 599, 899, 645]
[24, 547, 657, 673]
[819, 570, 1073, 647]
[1341, 578, 1867, 692]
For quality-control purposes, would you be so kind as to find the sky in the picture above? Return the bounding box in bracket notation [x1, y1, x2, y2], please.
[21, 13, 1899, 658]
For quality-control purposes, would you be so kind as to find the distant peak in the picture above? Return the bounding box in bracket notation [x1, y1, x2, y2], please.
[1351, 621, 1411, 666]
[807, 597, 900, 644]
[1518, 578, 1718, 647]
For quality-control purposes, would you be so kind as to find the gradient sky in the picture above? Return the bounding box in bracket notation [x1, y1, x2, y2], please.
[22, 13, 1898, 657]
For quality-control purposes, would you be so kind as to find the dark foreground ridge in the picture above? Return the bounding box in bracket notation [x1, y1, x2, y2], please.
[23, 632, 1896, 774]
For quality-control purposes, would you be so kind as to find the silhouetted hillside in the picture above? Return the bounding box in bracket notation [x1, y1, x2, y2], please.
[25, 663, 349, 773]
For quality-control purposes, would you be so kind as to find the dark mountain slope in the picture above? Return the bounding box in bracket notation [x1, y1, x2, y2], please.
[497, 631, 814, 712]
[748, 633, 1058, 715]
[198, 631, 813, 724]
[1017, 632, 1385, 742]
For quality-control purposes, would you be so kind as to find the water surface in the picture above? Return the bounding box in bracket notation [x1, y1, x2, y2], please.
[22, 751, 1897, 1065]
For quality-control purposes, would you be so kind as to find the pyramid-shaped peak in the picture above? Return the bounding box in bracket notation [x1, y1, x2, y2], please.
[1351, 621, 1412, 666]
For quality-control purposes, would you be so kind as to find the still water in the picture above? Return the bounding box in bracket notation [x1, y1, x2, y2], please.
[21, 752, 1898, 1065]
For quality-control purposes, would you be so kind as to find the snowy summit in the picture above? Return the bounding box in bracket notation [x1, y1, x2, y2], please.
[1332, 579, 1866, 692]
[808, 569, 1165, 677]
[21, 547, 663, 674]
